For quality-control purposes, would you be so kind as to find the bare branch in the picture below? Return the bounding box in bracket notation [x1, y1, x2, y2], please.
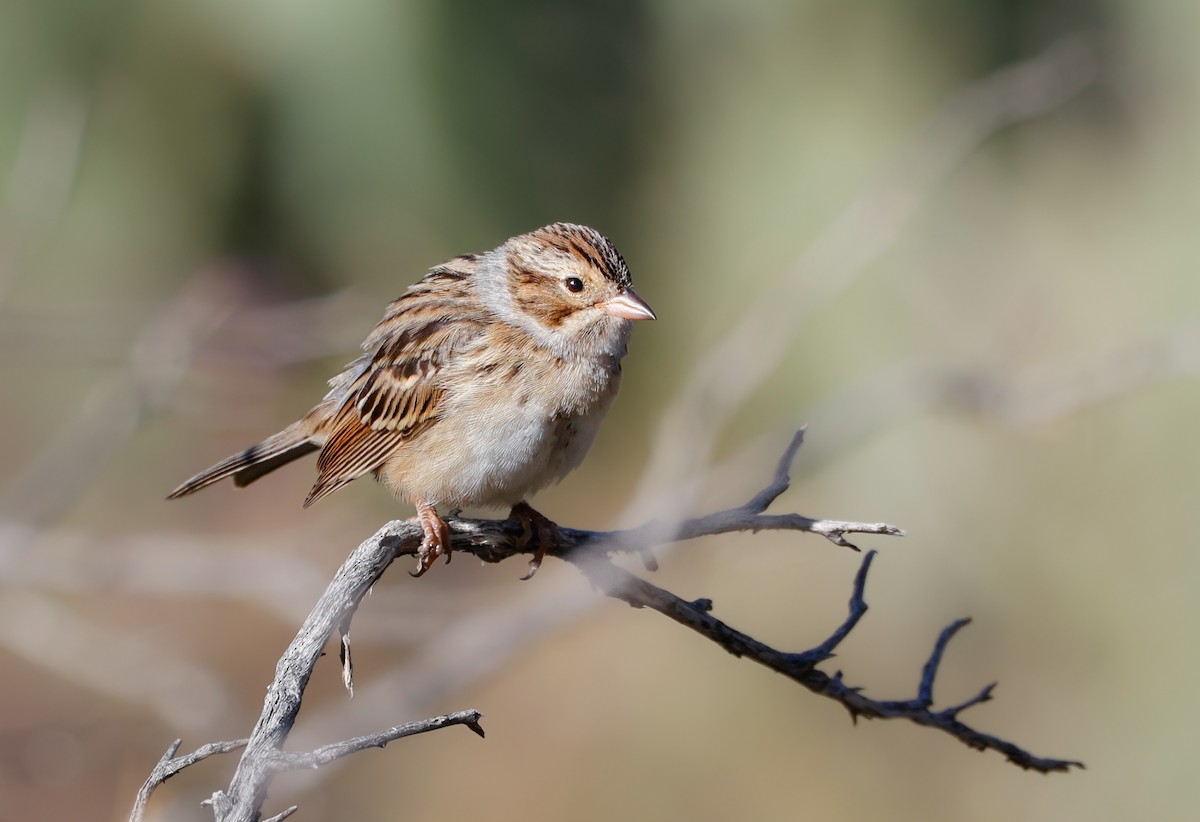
[194, 517, 486, 821]
[918, 618, 974, 708]
[569, 549, 1082, 773]
[142, 711, 482, 822]
[800, 549, 875, 663]
[158, 429, 1073, 822]
[146, 429, 908, 820]
[266, 710, 485, 772]
[131, 738, 248, 822]
[381, 432, 1073, 773]
[744, 426, 808, 512]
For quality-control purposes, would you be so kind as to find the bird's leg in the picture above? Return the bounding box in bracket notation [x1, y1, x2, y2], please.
[410, 501, 452, 577]
[508, 501, 561, 580]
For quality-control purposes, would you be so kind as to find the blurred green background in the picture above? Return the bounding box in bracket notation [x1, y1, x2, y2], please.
[2, 1, 1197, 820]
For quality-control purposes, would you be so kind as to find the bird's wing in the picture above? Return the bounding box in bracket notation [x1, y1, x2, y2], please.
[304, 261, 485, 507]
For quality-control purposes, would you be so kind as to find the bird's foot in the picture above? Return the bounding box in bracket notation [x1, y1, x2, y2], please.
[509, 501, 561, 580]
[410, 502, 452, 577]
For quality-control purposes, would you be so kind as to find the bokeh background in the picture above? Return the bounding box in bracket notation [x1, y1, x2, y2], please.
[2, 1, 1197, 820]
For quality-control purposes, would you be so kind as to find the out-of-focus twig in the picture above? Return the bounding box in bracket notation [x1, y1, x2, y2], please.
[935, 322, 1200, 424]
[757, 321, 1200, 472]
[0, 269, 245, 529]
[0, 271, 246, 739]
[0, 590, 232, 733]
[15, 314, 1188, 616]
[631, 35, 1099, 517]
[0, 522, 463, 643]
[0, 289, 371, 366]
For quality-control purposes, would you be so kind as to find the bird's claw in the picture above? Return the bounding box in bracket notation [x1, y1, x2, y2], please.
[510, 502, 561, 580]
[410, 503, 452, 578]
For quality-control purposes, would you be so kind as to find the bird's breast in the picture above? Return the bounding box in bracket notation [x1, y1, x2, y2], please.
[380, 352, 620, 509]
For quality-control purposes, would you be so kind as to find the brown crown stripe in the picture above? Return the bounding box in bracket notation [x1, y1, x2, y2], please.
[542, 223, 632, 288]
[567, 238, 604, 274]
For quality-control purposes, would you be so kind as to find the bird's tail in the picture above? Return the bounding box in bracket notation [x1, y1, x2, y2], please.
[167, 421, 320, 499]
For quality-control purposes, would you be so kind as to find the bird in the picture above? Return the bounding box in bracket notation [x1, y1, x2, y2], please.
[168, 222, 655, 578]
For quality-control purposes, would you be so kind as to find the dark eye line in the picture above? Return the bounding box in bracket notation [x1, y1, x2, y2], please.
[564, 276, 584, 293]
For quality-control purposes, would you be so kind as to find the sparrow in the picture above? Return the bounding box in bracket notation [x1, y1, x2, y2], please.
[168, 222, 655, 577]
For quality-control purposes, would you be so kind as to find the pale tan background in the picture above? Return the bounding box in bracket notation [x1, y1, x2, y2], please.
[1, 1, 1196, 820]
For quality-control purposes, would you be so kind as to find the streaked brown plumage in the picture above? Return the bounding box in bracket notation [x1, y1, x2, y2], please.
[169, 223, 655, 576]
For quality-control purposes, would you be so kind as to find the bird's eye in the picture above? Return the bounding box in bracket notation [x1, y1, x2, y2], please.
[564, 277, 584, 293]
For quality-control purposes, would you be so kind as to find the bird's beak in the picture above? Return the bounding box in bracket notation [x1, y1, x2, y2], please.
[599, 287, 656, 321]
